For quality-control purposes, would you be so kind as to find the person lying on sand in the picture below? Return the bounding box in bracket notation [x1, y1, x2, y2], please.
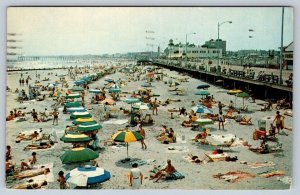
[150, 159, 176, 182]
[193, 129, 208, 144]
[15, 168, 50, 180]
[24, 141, 55, 151]
[188, 154, 203, 164]
[181, 115, 193, 127]
[14, 180, 48, 189]
[16, 131, 41, 143]
[224, 109, 236, 119]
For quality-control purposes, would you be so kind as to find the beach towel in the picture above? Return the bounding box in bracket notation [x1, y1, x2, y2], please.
[165, 171, 185, 180]
[213, 171, 255, 183]
[103, 119, 128, 125]
[206, 134, 236, 147]
[247, 161, 275, 169]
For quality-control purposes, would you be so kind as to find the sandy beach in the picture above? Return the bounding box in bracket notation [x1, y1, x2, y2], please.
[5, 63, 293, 190]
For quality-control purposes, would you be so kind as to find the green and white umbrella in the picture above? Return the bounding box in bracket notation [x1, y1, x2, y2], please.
[195, 90, 210, 96]
[60, 147, 99, 164]
[65, 102, 81, 108]
[71, 86, 85, 92]
[72, 118, 96, 125]
[66, 93, 81, 99]
[60, 133, 92, 143]
[77, 122, 102, 132]
[70, 112, 92, 119]
[109, 88, 122, 93]
[236, 92, 250, 107]
[193, 118, 214, 125]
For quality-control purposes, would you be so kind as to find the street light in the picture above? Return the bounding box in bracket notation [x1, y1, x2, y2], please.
[217, 21, 232, 67]
[185, 32, 196, 66]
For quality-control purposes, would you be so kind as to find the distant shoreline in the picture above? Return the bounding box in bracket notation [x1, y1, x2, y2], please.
[7, 67, 68, 72]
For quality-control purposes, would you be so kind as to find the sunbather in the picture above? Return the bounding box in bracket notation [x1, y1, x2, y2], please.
[15, 168, 50, 180]
[14, 180, 48, 189]
[150, 159, 176, 182]
[239, 117, 252, 125]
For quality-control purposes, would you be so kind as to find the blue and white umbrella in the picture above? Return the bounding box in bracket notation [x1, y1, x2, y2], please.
[191, 105, 213, 114]
[66, 166, 111, 187]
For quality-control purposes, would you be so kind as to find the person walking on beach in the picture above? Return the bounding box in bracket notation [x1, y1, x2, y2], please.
[218, 111, 225, 130]
[152, 98, 158, 115]
[138, 123, 147, 149]
[218, 101, 223, 113]
[129, 163, 143, 189]
[52, 108, 59, 125]
[57, 171, 68, 189]
[273, 111, 285, 134]
[19, 78, 22, 86]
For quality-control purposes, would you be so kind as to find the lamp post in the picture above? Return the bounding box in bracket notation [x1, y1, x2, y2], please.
[217, 21, 232, 67]
[185, 32, 196, 66]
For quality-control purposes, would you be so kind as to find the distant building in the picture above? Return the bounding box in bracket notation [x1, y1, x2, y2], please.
[203, 39, 226, 54]
[283, 42, 293, 70]
[167, 43, 222, 59]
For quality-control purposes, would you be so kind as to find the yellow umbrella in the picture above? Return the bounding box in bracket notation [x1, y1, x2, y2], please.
[76, 118, 94, 123]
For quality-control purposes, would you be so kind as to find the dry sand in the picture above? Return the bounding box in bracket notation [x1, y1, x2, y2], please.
[5, 65, 293, 190]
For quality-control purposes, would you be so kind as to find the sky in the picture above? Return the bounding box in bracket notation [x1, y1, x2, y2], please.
[7, 7, 294, 56]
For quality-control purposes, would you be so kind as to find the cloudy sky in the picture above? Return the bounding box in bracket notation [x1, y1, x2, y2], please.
[7, 7, 293, 56]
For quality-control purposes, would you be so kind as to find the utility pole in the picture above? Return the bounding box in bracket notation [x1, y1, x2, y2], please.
[279, 7, 284, 84]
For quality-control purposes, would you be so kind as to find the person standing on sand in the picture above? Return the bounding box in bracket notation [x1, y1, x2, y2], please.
[218, 101, 223, 113]
[138, 123, 147, 149]
[273, 111, 285, 134]
[218, 111, 225, 130]
[152, 98, 158, 115]
[129, 163, 143, 189]
[52, 108, 59, 125]
[57, 171, 68, 189]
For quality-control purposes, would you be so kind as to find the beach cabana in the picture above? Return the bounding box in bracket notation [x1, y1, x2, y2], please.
[60, 147, 99, 164]
[66, 166, 111, 188]
[112, 130, 143, 158]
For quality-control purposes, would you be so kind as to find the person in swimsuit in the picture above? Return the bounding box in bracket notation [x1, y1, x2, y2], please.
[273, 111, 285, 133]
[150, 159, 176, 182]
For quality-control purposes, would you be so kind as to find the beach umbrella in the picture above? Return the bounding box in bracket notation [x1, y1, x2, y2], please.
[66, 166, 111, 187]
[236, 92, 250, 107]
[65, 102, 81, 108]
[105, 79, 114, 83]
[77, 122, 102, 132]
[73, 118, 95, 125]
[112, 130, 143, 157]
[109, 88, 122, 93]
[75, 80, 86, 85]
[60, 147, 99, 164]
[60, 133, 92, 143]
[123, 98, 140, 125]
[71, 86, 85, 92]
[169, 82, 180, 87]
[193, 118, 214, 125]
[66, 93, 81, 99]
[67, 107, 86, 113]
[227, 89, 242, 95]
[133, 102, 149, 110]
[70, 112, 92, 119]
[89, 89, 102, 94]
[191, 105, 213, 114]
[195, 90, 210, 96]
[197, 84, 210, 89]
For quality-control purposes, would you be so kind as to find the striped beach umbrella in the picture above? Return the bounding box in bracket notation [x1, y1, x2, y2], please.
[60, 147, 99, 164]
[60, 133, 92, 143]
[89, 89, 102, 94]
[66, 166, 111, 187]
[112, 130, 143, 157]
[77, 122, 102, 132]
[73, 118, 95, 125]
[227, 89, 242, 95]
[65, 102, 81, 108]
[191, 105, 213, 114]
[105, 79, 114, 83]
[70, 112, 92, 119]
[66, 93, 81, 99]
[236, 92, 250, 107]
[109, 88, 122, 93]
[193, 118, 214, 125]
[67, 107, 86, 113]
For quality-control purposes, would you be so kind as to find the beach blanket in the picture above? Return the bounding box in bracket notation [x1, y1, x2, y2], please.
[213, 171, 255, 183]
[103, 119, 128, 125]
[165, 171, 185, 180]
[246, 161, 275, 168]
[206, 134, 236, 147]
[166, 146, 189, 153]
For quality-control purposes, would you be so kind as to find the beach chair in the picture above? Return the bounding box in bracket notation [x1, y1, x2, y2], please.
[240, 117, 252, 125]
